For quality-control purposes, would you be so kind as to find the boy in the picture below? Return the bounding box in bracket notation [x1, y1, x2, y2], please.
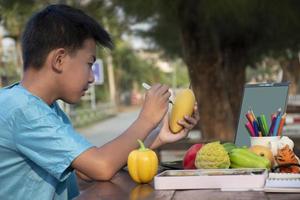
[0, 4, 199, 200]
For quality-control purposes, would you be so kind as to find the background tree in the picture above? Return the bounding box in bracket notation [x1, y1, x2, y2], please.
[76, 1, 174, 105]
[0, 0, 41, 73]
[0, 0, 174, 105]
[113, 0, 300, 141]
[279, 55, 300, 95]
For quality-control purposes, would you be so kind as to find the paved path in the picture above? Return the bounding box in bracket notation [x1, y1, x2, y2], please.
[76, 108, 141, 147]
[76, 107, 201, 161]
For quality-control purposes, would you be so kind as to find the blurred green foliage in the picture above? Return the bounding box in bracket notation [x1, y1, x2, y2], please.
[0, 0, 189, 102]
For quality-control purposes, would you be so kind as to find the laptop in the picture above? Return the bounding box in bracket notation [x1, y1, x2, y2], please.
[234, 82, 290, 147]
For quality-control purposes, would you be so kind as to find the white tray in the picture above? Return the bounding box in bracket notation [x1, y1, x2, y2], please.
[154, 168, 268, 191]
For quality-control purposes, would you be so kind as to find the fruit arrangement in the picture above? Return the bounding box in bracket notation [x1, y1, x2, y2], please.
[182, 136, 300, 173]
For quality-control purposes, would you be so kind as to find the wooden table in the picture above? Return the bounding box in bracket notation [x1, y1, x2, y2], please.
[75, 170, 300, 200]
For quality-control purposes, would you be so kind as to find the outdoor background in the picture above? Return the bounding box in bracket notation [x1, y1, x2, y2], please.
[1, 0, 300, 160]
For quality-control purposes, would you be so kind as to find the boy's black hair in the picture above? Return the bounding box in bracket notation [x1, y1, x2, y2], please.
[21, 4, 113, 70]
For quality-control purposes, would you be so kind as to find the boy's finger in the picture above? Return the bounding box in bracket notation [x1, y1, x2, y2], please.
[192, 107, 200, 120]
[184, 116, 198, 125]
[178, 120, 193, 130]
[149, 83, 162, 91]
[157, 85, 170, 95]
[177, 128, 190, 138]
[193, 104, 199, 112]
[162, 91, 171, 101]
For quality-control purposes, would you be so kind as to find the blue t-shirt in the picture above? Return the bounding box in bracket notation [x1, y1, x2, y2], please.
[0, 83, 94, 200]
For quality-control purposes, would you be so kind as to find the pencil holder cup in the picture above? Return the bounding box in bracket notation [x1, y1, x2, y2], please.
[250, 136, 280, 156]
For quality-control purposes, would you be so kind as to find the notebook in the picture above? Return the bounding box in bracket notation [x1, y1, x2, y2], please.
[234, 82, 290, 147]
[264, 173, 300, 193]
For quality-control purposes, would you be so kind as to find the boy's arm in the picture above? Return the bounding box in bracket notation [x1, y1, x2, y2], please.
[75, 170, 93, 181]
[75, 104, 199, 182]
[72, 84, 170, 181]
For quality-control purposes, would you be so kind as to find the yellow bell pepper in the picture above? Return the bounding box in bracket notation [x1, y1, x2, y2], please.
[127, 139, 158, 184]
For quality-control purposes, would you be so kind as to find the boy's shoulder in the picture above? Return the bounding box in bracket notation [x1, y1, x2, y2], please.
[0, 83, 31, 107]
[0, 83, 53, 119]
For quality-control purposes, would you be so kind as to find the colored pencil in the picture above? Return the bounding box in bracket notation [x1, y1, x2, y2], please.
[246, 112, 254, 124]
[273, 114, 282, 136]
[261, 114, 269, 136]
[245, 122, 255, 137]
[277, 113, 286, 136]
[268, 113, 277, 136]
[253, 120, 260, 136]
[257, 116, 264, 136]
[250, 108, 257, 121]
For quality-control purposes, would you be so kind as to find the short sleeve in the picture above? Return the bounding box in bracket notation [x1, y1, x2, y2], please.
[12, 106, 93, 181]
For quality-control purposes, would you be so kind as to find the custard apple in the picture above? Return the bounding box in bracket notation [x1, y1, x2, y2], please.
[195, 141, 230, 169]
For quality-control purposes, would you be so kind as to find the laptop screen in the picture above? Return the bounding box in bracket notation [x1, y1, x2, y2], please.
[234, 82, 289, 147]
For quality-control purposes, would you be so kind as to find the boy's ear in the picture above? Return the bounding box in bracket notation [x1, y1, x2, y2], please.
[51, 48, 67, 73]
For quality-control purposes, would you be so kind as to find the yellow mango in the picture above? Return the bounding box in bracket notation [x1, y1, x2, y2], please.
[169, 88, 195, 133]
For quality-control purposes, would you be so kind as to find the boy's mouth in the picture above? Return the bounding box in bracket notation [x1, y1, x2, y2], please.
[81, 87, 89, 96]
[83, 86, 89, 91]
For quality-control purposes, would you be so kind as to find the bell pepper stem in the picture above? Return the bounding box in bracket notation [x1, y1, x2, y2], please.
[137, 139, 146, 151]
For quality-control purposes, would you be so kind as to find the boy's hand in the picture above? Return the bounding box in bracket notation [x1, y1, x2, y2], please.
[138, 84, 171, 128]
[150, 104, 200, 148]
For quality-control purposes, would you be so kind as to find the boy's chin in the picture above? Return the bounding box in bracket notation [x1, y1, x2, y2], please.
[61, 97, 81, 104]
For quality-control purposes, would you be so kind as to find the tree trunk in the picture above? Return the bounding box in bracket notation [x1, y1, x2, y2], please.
[178, 0, 246, 142]
[15, 40, 23, 77]
[181, 47, 246, 141]
[106, 53, 117, 105]
[222, 49, 246, 129]
[281, 58, 300, 95]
